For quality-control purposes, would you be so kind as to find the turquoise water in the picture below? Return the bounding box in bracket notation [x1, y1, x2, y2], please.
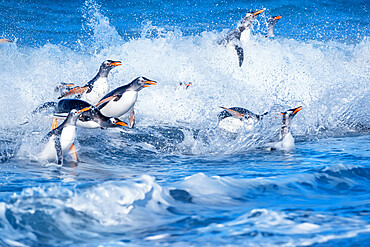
[0, 0, 369, 246]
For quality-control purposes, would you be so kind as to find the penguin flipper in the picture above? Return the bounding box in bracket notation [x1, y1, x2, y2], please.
[220, 106, 245, 119]
[41, 128, 59, 143]
[234, 45, 244, 67]
[95, 95, 120, 108]
[58, 86, 89, 99]
[54, 135, 63, 164]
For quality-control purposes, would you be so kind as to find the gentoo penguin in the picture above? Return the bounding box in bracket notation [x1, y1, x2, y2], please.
[57, 60, 122, 105]
[272, 106, 302, 150]
[26, 99, 128, 129]
[39, 108, 90, 164]
[266, 16, 282, 38]
[219, 9, 265, 67]
[96, 77, 157, 128]
[0, 39, 12, 43]
[218, 106, 268, 133]
[54, 99, 128, 129]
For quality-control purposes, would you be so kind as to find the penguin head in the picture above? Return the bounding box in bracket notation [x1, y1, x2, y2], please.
[281, 106, 302, 125]
[266, 16, 282, 38]
[66, 107, 91, 124]
[268, 15, 282, 25]
[109, 118, 128, 127]
[241, 8, 265, 27]
[98, 60, 122, 76]
[130, 77, 157, 91]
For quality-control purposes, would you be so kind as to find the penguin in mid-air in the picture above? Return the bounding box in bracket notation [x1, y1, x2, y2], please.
[95, 77, 157, 128]
[219, 8, 265, 67]
[266, 15, 282, 38]
[218, 106, 268, 133]
[38, 107, 90, 164]
[57, 60, 122, 105]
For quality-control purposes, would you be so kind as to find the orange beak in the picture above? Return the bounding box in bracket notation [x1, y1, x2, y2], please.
[293, 106, 303, 115]
[110, 61, 122, 66]
[252, 9, 265, 17]
[115, 121, 128, 127]
[143, 80, 157, 88]
[273, 15, 282, 20]
[185, 82, 192, 88]
[78, 107, 91, 113]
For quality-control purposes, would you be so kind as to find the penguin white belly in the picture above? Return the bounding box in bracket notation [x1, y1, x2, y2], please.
[100, 91, 138, 118]
[239, 29, 251, 43]
[81, 78, 109, 105]
[59, 126, 76, 148]
[273, 132, 295, 151]
[76, 120, 101, 129]
[218, 117, 255, 133]
[39, 126, 76, 161]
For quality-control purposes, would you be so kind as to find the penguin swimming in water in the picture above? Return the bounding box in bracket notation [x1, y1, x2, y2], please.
[218, 106, 268, 133]
[96, 77, 157, 128]
[219, 9, 265, 67]
[39, 107, 90, 164]
[218, 105, 302, 149]
[57, 60, 122, 105]
[54, 99, 128, 129]
[266, 16, 282, 38]
[271, 106, 302, 150]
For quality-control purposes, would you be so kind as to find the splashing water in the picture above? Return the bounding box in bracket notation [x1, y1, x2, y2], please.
[0, 0, 369, 246]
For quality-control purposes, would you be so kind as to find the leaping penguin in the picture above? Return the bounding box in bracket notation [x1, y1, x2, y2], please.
[96, 77, 157, 128]
[219, 9, 265, 67]
[218, 106, 268, 133]
[266, 16, 282, 38]
[57, 60, 122, 105]
[38, 107, 90, 164]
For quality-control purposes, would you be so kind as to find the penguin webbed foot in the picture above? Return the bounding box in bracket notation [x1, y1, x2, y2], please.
[129, 110, 135, 129]
[69, 143, 79, 162]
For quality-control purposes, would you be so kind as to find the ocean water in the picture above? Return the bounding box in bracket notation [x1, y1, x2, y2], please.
[0, 0, 369, 246]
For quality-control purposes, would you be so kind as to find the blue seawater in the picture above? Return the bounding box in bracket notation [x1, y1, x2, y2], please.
[0, 0, 369, 246]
